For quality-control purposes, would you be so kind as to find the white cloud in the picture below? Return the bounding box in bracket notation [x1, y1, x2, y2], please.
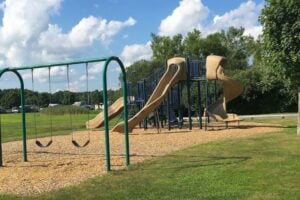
[207, 0, 263, 38]
[158, 0, 209, 36]
[79, 63, 105, 81]
[243, 26, 262, 39]
[69, 80, 81, 92]
[68, 16, 136, 47]
[120, 41, 153, 67]
[158, 0, 262, 39]
[0, 0, 137, 68]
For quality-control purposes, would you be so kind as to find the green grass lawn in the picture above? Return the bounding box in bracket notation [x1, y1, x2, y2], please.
[0, 112, 123, 142]
[0, 118, 299, 200]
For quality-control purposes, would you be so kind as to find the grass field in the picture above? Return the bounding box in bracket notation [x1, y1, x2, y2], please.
[0, 112, 122, 142]
[0, 117, 298, 199]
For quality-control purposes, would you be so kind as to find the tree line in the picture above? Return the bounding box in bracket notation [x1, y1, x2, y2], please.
[0, 89, 121, 109]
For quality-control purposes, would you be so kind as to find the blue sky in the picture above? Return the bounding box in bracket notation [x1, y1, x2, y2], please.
[0, 0, 264, 92]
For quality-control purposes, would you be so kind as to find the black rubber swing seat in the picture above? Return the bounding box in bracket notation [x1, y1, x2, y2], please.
[35, 140, 53, 148]
[71, 139, 90, 148]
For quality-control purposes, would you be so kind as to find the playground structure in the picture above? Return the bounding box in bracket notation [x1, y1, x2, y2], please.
[0, 56, 129, 171]
[102, 55, 243, 133]
[109, 56, 211, 132]
[112, 57, 187, 133]
[0, 54, 243, 173]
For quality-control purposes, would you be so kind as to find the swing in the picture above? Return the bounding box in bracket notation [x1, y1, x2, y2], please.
[67, 64, 90, 148]
[32, 68, 53, 148]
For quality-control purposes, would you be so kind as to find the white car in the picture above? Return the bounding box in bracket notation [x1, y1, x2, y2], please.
[11, 107, 20, 113]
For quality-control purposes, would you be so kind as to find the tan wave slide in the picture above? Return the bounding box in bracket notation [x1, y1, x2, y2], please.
[112, 57, 187, 133]
[206, 55, 243, 123]
[86, 97, 124, 129]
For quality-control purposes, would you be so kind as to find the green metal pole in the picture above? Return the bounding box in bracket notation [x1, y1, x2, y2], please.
[0, 112, 2, 167]
[0, 68, 8, 166]
[19, 76, 27, 162]
[0, 68, 27, 164]
[119, 61, 130, 166]
[102, 56, 129, 171]
[102, 59, 111, 171]
[12, 70, 27, 162]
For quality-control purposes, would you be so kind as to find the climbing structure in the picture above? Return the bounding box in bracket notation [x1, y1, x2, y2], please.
[112, 57, 187, 133]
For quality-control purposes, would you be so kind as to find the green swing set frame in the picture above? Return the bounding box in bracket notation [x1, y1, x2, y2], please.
[0, 56, 129, 171]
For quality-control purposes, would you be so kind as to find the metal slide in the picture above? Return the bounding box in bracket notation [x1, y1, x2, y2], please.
[86, 97, 124, 129]
[112, 57, 187, 133]
[206, 55, 243, 122]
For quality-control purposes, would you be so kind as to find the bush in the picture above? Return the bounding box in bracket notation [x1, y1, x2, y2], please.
[228, 67, 297, 114]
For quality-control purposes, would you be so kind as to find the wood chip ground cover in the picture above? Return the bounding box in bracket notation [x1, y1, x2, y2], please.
[0, 122, 281, 195]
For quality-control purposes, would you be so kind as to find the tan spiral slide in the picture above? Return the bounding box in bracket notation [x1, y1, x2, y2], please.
[205, 55, 243, 124]
[112, 57, 187, 133]
[86, 97, 124, 129]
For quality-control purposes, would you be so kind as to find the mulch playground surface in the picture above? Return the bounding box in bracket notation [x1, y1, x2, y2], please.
[0, 122, 282, 195]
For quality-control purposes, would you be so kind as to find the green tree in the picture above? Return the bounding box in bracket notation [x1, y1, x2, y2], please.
[200, 32, 228, 57]
[182, 29, 203, 58]
[38, 92, 50, 107]
[260, 0, 300, 87]
[90, 90, 102, 105]
[0, 89, 20, 109]
[151, 33, 184, 61]
[126, 59, 164, 86]
[220, 27, 256, 70]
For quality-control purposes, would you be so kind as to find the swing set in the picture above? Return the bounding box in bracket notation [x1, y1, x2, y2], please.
[0, 56, 129, 171]
[30, 63, 91, 148]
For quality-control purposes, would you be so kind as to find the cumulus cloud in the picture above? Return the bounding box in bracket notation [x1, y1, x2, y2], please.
[79, 63, 103, 81]
[207, 0, 263, 38]
[120, 41, 153, 67]
[159, 0, 209, 36]
[158, 0, 262, 39]
[0, 0, 136, 69]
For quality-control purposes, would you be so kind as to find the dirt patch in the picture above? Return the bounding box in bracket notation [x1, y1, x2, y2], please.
[0, 122, 281, 195]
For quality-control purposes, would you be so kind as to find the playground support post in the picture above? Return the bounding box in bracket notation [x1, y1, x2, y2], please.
[167, 91, 171, 130]
[186, 58, 192, 130]
[0, 69, 28, 165]
[177, 83, 182, 128]
[297, 87, 300, 135]
[0, 112, 2, 167]
[142, 79, 147, 130]
[204, 79, 210, 131]
[102, 56, 129, 171]
[197, 81, 202, 129]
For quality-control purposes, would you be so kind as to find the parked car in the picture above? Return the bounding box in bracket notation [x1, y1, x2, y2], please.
[80, 104, 94, 110]
[19, 105, 40, 112]
[11, 107, 20, 113]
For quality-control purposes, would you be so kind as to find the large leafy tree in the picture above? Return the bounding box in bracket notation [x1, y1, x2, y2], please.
[220, 27, 256, 70]
[260, 0, 300, 87]
[182, 29, 203, 58]
[182, 29, 228, 59]
[126, 59, 164, 86]
[151, 33, 184, 61]
[200, 32, 228, 57]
